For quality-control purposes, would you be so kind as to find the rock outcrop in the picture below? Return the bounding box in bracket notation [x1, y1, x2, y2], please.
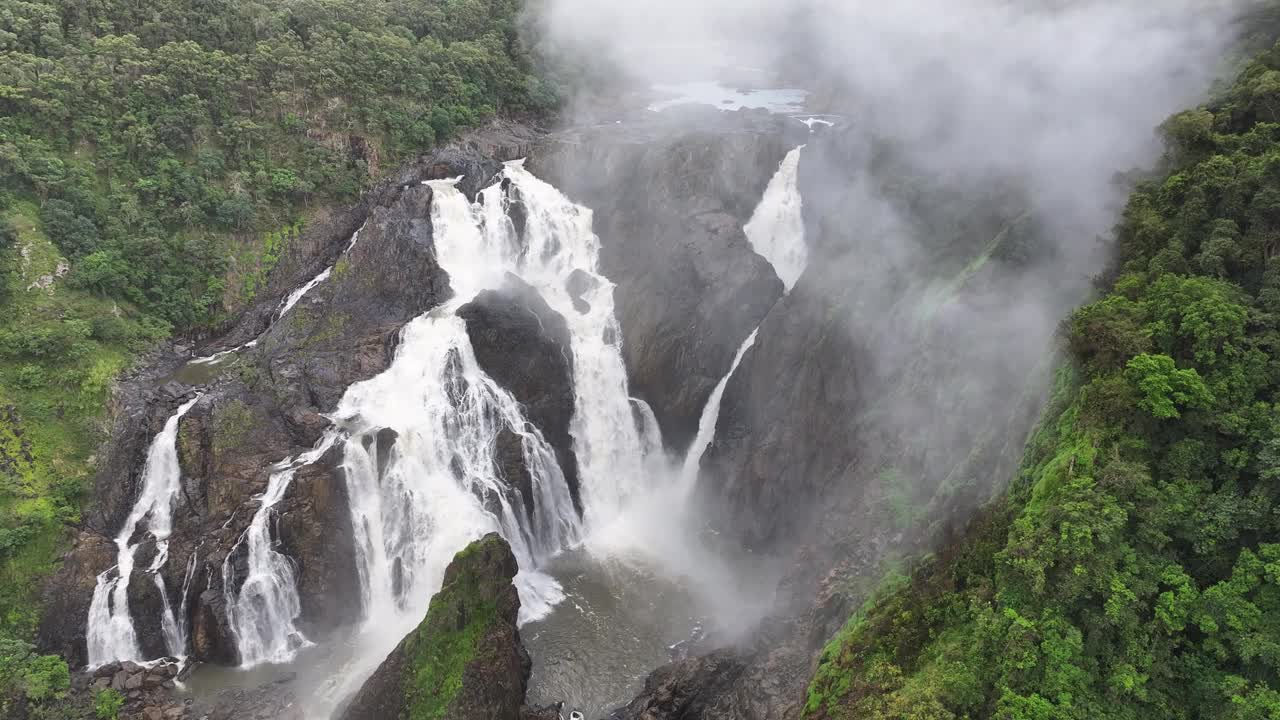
[458, 275, 580, 513]
[339, 533, 539, 720]
[612, 109, 1075, 720]
[529, 109, 798, 452]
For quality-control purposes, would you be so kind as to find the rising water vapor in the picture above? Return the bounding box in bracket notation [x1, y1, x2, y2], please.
[526, 0, 1261, 595]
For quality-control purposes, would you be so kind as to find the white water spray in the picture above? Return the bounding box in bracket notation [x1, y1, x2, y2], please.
[87, 394, 201, 667]
[479, 163, 662, 525]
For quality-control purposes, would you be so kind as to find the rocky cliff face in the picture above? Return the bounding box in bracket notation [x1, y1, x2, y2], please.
[37, 124, 544, 668]
[529, 110, 799, 452]
[39, 109, 808, 676]
[338, 533, 547, 720]
[614, 123, 1070, 720]
[30, 105, 1047, 720]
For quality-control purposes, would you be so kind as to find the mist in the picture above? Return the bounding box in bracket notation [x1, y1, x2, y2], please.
[521, 0, 1260, 598]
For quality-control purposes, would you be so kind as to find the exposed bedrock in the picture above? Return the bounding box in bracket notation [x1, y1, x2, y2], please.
[458, 274, 582, 515]
[528, 110, 798, 452]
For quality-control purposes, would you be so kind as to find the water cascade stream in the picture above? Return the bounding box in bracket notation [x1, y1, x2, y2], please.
[86, 225, 369, 667]
[86, 394, 202, 667]
[682, 146, 807, 484]
[223, 164, 665, 715]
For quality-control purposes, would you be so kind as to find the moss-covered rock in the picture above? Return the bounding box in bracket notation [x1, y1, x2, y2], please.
[339, 533, 532, 720]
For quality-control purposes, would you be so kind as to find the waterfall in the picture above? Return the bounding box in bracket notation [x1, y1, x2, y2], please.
[275, 267, 332, 320]
[680, 328, 759, 487]
[223, 434, 339, 667]
[742, 146, 807, 292]
[682, 146, 808, 483]
[227, 165, 657, 681]
[86, 394, 201, 667]
[480, 163, 659, 525]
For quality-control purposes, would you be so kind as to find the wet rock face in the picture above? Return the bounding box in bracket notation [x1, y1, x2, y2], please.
[529, 110, 794, 452]
[605, 650, 750, 720]
[699, 269, 867, 550]
[37, 124, 540, 668]
[261, 183, 448, 413]
[339, 534, 534, 720]
[458, 275, 581, 513]
[634, 123, 1061, 720]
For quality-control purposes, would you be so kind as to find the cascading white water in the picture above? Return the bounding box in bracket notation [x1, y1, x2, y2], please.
[275, 267, 332, 321]
[478, 163, 661, 524]
[742, 146, 807, 291]
[86, 394, 201, 667]
[681, 146, 808, 485]
[680, 328, 759, 487]
[227, 167, 658, 686]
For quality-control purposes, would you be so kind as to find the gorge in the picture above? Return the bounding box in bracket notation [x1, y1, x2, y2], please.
[4, 2, 1280, 720]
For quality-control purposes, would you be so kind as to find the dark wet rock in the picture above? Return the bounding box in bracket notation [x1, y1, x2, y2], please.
[529, 111, 793, 452]
[699, 270, 867, 550]
[458, 275, 581, 513]
[199, 120, 540, 355]
[566, 268, 596, 314]
[278, 444, 359, 632]
[605, 650, 750, 720]
[340, 534, 539, 720]
[523, 702, 565, 720]
[193, 675, 304, 720]
[191, 587, 237, 665]
[632, 118, 1066, 720]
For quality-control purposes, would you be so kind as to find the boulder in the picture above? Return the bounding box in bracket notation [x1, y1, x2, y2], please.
[458, 276, 581, 512]
[339, 534, 534, 720]
[605, 650, 748, 720]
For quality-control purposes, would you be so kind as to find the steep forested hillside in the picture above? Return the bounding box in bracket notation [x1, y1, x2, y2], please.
[804, 42, 1280, 720]
[0, 0, 550, 710]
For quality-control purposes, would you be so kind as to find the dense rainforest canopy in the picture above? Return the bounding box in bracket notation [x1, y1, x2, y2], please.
[0, 0, 551, 711]
[805, 39, 1280, 720]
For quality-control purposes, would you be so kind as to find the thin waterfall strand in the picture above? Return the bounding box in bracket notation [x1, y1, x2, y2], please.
[86, 394, 201, 666]
[682, 145, 808, 488]
[743, 146, 807, 292]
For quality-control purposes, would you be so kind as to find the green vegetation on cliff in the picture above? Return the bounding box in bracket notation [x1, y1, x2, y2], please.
[403, 536, 504, 720]
[0, 0, 550, 708]
[805, 40, 1280, 720]
[1, 0, 551, 329]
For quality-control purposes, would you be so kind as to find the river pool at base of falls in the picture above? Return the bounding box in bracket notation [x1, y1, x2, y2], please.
[178, 544, 773, 718]
[521, 549, 706, 718]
